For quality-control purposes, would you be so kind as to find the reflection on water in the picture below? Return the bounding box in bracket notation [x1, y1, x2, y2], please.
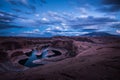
[41, 49, 48, 58]
[19, 49, 48, 67]
[24, 50, 40, 67]
[19, 48, 62, 68]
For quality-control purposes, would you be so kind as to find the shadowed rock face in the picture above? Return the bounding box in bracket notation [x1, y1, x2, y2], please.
[1, 41, 22, 50]
[74, 37, 95, 43]
[0, 51, 23, 73]
[0, 51, 8, 62]
[51, 40, 77, 56]
[51, 40, 73, 49]
[25, 51, 32, 57]
[11, 51, 24, 58]
[48, 50, 61, 57]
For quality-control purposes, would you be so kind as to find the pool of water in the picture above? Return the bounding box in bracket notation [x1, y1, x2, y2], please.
[19, 49, 62, 68]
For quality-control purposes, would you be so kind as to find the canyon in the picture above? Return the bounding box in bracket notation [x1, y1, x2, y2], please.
[0, 36, 120, 80]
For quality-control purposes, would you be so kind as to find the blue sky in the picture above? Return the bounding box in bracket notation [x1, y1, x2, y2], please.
[0, 0, 120, 37]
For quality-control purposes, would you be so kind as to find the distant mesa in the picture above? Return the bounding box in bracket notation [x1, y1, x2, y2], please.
[83, 32, 119, 37]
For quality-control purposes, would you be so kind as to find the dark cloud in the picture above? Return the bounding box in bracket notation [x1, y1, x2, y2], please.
[12, 8, 22, 12]
[6, 0, 34, 12]
[18, 2, 36, 12]
[98, 5, 120, 12]
[0, 32, 8, 35]
[35, 20, 62, 26]
[69, 16, 118, 29]
[0, 3, 3, 7]
[29, 5, 36, 12]
[24, 11, 33, 14]
[110, 23, 120, 29]
[0, 11, 28, 29]
[0, 11, 15, 23]
[40, 0, 47, 4]
[81, 29, 98, 32]
[69, 24, 97, 29]
[31, 0, 36, 4]
[0, 12, 17, 25]
[6, 0, 46, 13]
[89, 17, 117, 22]
[37, 0, 47, 6]
[103, 0, 120, 5]
[6, 0, 18, 5]
[0, 23, 23, 29]
[0, 11, 27, 20]
[100, 0, 120, 12]
[49, 29, 62, 32]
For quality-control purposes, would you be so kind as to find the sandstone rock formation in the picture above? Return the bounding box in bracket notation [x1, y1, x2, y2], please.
[0, 36, 120, 80]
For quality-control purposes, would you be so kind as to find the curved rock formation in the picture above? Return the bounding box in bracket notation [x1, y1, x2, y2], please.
[0, 36, 120, 80]
[11, 51, 24, 58]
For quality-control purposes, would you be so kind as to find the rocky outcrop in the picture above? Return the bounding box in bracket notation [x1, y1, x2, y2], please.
[11, 51, 24, 58]
[51, 39, 78, 57]
[0, 51, 9, 62]
[0, 41, 22, 50]
[0, 51, 24, 72]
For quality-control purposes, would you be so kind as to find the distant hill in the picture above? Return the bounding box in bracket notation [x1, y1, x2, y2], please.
[83, 32, 119, 37]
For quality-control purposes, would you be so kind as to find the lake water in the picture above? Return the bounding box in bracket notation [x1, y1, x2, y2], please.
[19, 49, 48, 67]
[19, 49, 62, 67]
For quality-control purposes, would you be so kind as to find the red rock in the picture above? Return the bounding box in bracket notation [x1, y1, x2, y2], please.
[11, 51, 24, 58]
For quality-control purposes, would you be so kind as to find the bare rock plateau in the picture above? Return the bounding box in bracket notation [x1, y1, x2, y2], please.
[0, 36, 120, 80]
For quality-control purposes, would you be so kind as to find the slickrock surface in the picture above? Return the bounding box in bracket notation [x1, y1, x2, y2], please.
[0, 36, 120, 80]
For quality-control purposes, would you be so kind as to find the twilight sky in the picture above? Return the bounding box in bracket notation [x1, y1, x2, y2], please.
[0, 0, 120, 37]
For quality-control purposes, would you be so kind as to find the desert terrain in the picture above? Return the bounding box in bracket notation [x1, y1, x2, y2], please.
[0, 36, 120, 80]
